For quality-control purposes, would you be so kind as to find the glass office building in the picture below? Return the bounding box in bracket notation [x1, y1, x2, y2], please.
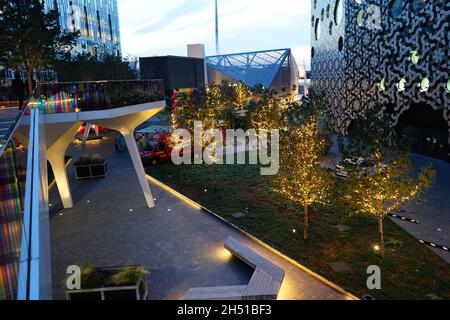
[43, 0, 122, 56]
[0, 0, 122, 82]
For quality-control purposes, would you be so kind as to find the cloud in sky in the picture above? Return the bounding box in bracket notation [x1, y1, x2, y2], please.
[117, 0, 311, 68]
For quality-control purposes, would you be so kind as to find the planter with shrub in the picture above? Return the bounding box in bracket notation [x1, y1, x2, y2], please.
[66, 265, 148, 300]
[74, 154, 108, 180]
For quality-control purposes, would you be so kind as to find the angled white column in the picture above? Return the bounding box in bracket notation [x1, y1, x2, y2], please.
[122, 131, 155, 208]
[91, 105, 164, 208]
[41, 101, 165, 209]
[81, 123, 92, 146]
[46, 122, 81, 209]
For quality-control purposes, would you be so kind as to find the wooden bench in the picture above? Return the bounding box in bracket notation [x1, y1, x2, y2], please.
[184, 285, 247, 300]
[184, 237, 285, 300]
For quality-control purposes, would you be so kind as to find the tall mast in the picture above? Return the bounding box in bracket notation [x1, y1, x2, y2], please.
[215, 0, 219, 55]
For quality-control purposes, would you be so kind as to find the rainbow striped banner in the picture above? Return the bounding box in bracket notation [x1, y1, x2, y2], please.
[0, 146, 24, 300]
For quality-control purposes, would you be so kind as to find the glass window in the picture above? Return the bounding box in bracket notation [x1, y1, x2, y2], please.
[419, 77, 430, 93]
[329, 22, 333, 36]
[412, 0, 426, 13]
[390, 0, 403, 18]
[396, 78, 407, 92]
[356, 10, 364, 27]
[315, 18, 321, 41]
[378, 78, 386, 91]
[338, 37, 344, 52]
[334, 0, 344, 25]
[410, 51, 420, 64]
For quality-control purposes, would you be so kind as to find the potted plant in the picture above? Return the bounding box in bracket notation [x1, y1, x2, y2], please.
[74, 153, 108, 180]
[66, 265, 148, 300]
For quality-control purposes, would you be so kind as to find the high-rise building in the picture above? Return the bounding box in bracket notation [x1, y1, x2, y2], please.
[44, 0, 122, 56]
[0, 0, 122, 82]
[311, 0, 449, 160]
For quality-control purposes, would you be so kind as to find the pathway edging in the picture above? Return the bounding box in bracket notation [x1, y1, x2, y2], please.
[147, 174, 359, 301]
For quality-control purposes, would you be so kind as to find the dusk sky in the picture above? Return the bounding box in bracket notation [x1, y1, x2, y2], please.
[117, 0, 311, 68]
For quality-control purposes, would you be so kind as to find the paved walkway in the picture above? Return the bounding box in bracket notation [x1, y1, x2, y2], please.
[393, 155, 450, 263]
[326, 135, 450, 263]
[49, 133, 350, 300]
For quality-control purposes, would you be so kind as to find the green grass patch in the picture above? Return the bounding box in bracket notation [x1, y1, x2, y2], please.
[146, 158, 450, 300]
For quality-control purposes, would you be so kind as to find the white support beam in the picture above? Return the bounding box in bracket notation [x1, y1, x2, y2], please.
[94, 105, 164, 208]
[122, 132, 155, 208]
[46, 122, 82, 209]
[81, 123, 92, 146]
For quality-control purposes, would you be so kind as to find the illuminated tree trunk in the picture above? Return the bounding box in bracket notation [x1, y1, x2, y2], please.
[303, 201, 309, 241]
[377, 198, 385, 258]
[26, 66, 33, 98]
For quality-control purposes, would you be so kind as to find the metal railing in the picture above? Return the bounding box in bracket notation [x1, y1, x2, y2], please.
[0, 87, 38, 157]
[0, 103, 32, 300]
[0, 79, 165, 157]
[29, 79, 164, 114]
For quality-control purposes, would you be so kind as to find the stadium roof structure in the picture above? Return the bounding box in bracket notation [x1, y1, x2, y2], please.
[206, 48, 296, 89]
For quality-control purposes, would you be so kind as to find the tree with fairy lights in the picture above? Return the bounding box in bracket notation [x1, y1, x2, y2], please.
[273, 105, 330, 241]
[341, 110, 436, 257]
[222, 81, 252, 130]
[248, 88, 290, 134]
[170, 84, 226, 188]
[171, 84, 226, 133]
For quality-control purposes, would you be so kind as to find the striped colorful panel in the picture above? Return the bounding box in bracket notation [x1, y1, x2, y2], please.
[0, 144, 24, 300]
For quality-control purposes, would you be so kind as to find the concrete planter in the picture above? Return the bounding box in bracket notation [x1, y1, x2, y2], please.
[75, 160, 108, 180]
[66, 266, 148, 300]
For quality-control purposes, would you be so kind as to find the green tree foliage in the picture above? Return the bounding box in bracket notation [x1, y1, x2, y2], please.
[220, 82, 252, 129]
[0, 0, 78, 93]
[273, 104, 331, 241]
[172, 84, 224, 133]
[247, 89, 289, 133]
[341, 110, 436, 257]
[55, 50, 138, 82]
[172, 81, 298, 133]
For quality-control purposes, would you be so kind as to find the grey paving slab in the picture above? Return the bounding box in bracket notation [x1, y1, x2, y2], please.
[49, 132, 350, 300]
[393, 155, 450, 263]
